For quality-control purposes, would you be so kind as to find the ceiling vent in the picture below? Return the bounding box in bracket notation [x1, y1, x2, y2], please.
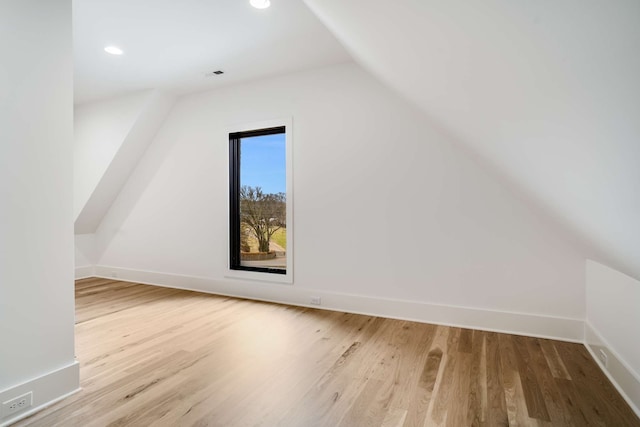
[205, 70, 224, 77]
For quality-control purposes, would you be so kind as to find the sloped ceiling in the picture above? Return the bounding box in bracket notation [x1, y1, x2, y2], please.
[305, 0, 640, 280]
[73, 0, 351, 104]
[74, 90, 174, 234]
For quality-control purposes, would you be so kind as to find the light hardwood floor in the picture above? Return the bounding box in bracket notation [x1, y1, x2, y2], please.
[16, 278, 640, 426]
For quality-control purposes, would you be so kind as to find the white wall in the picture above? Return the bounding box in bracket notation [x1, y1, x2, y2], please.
[75, 234, 95, 267]
[75, 234, 96, 279]
[0, 0, 79, 424]
[585, 260, 640, 414]
[93, 63, 585, 339]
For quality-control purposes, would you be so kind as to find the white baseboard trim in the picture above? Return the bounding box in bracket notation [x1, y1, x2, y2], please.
[75, 265, 95, 279]
[0, 361, 80, 427]
[584, 321, 640, 418]
[93, 265, 584, 342]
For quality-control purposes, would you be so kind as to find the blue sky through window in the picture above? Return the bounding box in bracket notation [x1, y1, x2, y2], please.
[240, 133, 286, 195]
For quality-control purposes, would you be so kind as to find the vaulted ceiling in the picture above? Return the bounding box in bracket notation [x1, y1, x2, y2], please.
[73, 0, 640, 280]
[73, 0, 351, 104]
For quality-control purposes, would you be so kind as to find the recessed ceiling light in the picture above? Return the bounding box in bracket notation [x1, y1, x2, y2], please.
[250, 0, 270, 9]
[104, 46, 123, 55]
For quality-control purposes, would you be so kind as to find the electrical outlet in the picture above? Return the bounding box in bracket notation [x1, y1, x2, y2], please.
[2, 391, 32, 417]
[310, 296, 321, 305]
[598, 349, 608, 367]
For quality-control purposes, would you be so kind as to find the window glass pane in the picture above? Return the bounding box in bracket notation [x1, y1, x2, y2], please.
[238, 132, 286, 271]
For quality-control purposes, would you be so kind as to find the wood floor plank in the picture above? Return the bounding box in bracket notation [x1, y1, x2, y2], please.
[338, 322, 436, 427]
[458, 328, 473, 354]
[14, 279, 640, 427]
[422, 325, 452, 426]
[317, 319, 400, 426]
[274, 317, 387, 426]
[467, 330, 487, 427]
[379, 322, 437, 414]
[401, 339, 441, 427]
[486, 332, 509, 426]
[555, 341, 640, 426]
[512, 335, 551, 422]
[382, 408, 408, 427]
[498, 334, 539, 427]
[525, 338, 574, 426]
[539, 339, 571, 381]
[429, 327, 461, 425]
[214, 313, 376, 427]
[446, 350, 472, 427]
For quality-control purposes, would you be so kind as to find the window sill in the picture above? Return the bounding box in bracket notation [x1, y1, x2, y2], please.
[225, 269, 293, 285]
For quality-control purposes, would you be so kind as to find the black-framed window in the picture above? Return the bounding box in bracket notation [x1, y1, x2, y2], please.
[229, 126, 287, 275]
